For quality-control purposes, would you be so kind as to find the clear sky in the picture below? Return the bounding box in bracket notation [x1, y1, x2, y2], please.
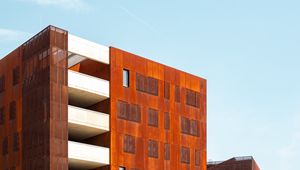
[1, 0, 300, 169]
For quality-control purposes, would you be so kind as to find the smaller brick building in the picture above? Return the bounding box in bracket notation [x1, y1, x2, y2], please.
[207, 156, 260, 170]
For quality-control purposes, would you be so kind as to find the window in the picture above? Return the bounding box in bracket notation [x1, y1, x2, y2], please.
[164, 143, 170, 160]
[181, 147, 190, 164]
[190, 120, 199, 137]
[164, 82, 170, 99]
[0, 107, 4, 125]
[129, 104, 141, 123]
[13, 133, 19, 152]
[148, 108, 158, 127]
[124, 134, 135, 154]
[136, 73, 158, 96]
[186, 89, 200, 108]
[148, 140, 158, 158]
[13, 66, 20, 86]
[123, 69, 129, 87]
[9, 101, 16, 120]
[118, 100, 129, 120]
[119, 167, 126, 170]
[2, 137, 8, 155]
[117, 100, 141, 123]
[0, 75, 4, 93]
[175, 86, 180, 102]
[164, 112, 170, 130]
[195, 149, 201, 166]
[181, 116, 190, 135]
[181, 116, 199, 137]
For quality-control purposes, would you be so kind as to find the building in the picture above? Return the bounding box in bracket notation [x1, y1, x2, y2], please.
[0, 25, 206, 170]
[207, 156, 260, 170]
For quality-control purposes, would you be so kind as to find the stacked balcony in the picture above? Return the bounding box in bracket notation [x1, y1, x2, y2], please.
[67, 34, 110, 169]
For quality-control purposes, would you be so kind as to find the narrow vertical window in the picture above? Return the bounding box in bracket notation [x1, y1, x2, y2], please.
[195, 149, 201, 166]
[164, 143, 170, 160]
[2, 137, 8, 155]
[148, 108, 158, 127]
[13, 133, 19, 152]
[164, 82, 170, 99]
[164, 112, 170, 130]
[0, 75, 4, 93]
[0, 107, 4, 125]
[9, 101, 16, 120]
[190, 120, 199, 136]
[123, 69, 129, 87]
[175, 86, 180, 102]
[13, 66, 20, 86]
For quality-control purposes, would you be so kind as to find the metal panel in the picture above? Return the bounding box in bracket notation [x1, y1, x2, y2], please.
[110, 47, 207, 170]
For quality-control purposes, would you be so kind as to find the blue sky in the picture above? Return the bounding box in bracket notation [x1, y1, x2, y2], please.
[1, 0, 300, 169]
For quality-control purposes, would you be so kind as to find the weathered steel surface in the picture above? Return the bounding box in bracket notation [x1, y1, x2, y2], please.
[0, 26, 68, 170]
[109, 47, 207, 170]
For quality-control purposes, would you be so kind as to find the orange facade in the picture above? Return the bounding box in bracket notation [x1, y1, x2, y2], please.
[109, 47, 207, 170]
[0, 25, 207, 170]
[0, 26, 68, 170]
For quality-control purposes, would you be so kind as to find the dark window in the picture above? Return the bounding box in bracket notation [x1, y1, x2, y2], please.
[195, 149, 201, 166]
[175, 86, 180, 102]
[136, 73, 146, 92]
[181, 116, 199, 137]
[13, 133, 19, 152]
[148, 140, 158, 158]
[0, 107, 4, 125]
[136, 73, 158, 96]
[118, 100, 129, 119]
[0, 75, 4, 93]
[148, 108, 158, 127]
[2, 137, 8, 155]
[164, 82, 170, 99]
[124, 134, 135, 154]
[9, 101, 16, 120]
[123, 69, 129, 87]
[129, 104, 141, 123]
[181, 147, 190, 164]
[164, 143, 170, 160]
[190, 120, 199, 136]
[186, 89, 200, 108]
[119, 167, 126, 170]
[13, 66, 20, 86]
[147, 77, 158, 96]
[117, 100, 141, 123]
[181, 116, 190, 135]
[164, 112, 170, 130]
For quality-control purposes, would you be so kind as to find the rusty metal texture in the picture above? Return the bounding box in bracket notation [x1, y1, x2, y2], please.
[110, 47, 207, 170]
[0, 25, 68, 170]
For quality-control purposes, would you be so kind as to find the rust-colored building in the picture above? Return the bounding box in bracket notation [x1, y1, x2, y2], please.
[0, 25, 207, 170]
[207, 156, 260, 170]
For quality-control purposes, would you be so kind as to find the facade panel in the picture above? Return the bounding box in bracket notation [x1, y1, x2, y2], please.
[109, 47, 207, 170]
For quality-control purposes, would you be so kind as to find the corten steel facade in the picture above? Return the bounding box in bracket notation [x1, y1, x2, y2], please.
[0, 25, 207, 170]
[207, 156, 260, 170]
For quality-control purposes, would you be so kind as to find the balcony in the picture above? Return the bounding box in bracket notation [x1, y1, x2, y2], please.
[68, 70, 109, 107]
[68, 141, 109, 169]
[68, 105, 109, 140]
[68, 34, 109, 66]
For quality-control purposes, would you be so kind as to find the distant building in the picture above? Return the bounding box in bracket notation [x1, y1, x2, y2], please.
[207, 156, 260, 170]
